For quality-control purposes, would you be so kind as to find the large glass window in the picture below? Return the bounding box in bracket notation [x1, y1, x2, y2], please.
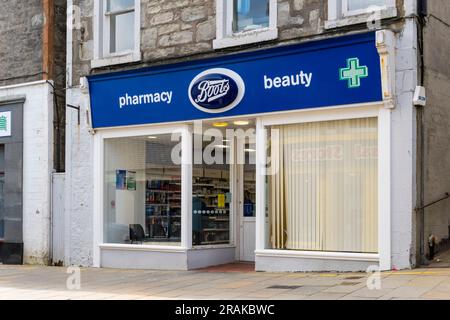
[192, 133, 231, 246]
[266, 118, 378, 253]
[104, 134, 181, 246]
[233, 0, 270, 32]
[106, 0, 135, 54]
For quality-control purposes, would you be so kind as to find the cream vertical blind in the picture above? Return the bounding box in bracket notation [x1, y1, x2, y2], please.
[268, 118, 378, 253]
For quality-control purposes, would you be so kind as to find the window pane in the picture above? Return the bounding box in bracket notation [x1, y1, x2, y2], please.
[107, 0, 134, 12]
[234, 0, 270, 32]
[244, 140, 256, 218]
[266, 118, 378, 254]
[192, 133, 231, 246]
[104, 134, 181, 246]
[110, 11, 135, 53]
[348, 0, 386, 11]
[0, 145, 4, 239]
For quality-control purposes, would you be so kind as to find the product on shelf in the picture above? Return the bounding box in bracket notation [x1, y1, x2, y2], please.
[192, 174, 231, 245]
[145, 177, 181, 242]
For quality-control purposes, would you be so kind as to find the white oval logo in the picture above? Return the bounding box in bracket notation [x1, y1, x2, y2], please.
[188, 68, 246, 114]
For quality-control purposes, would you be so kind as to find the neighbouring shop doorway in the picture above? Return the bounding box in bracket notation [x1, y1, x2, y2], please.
[0, 101, 24, 265]
[0, 145, 4, 241]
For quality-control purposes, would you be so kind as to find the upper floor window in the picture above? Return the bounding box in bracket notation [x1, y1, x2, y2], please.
[326, 0, 397, 29]
[234, 0, 270, 33]
[214, 0, 278, 49]
[93, 0, 141, 68]
[106, 0, 135, 53]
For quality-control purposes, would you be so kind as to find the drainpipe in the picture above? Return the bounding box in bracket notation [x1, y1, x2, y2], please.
[416, 0, 427, 265]
[43, 0, 56, 266]
[43, 0, 55, 81]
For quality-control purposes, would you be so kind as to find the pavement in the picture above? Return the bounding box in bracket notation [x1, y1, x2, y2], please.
[1, 264, 450, 300]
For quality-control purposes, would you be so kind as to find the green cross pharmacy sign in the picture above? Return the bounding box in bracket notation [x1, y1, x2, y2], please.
[339, 57, 369, 89]
[0, 111, 12, 138]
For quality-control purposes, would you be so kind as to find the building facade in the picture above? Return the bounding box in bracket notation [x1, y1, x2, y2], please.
[63, 0, 449, 272]
[0, 0, 66, 265]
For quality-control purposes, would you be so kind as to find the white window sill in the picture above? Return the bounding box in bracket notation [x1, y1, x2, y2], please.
[325, 7, 397, 29]
[99, 243, 186, 253]
[91, 51, 141, 69]
[213, 28, 278, 50]
[190, 244, 236, 250]
[255, 249, 380, 262]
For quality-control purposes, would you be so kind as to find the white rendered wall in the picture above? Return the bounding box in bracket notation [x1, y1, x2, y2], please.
[65, 87, 94, 266]
[0, 80, 54, 265]
[390, 18, 418, 269]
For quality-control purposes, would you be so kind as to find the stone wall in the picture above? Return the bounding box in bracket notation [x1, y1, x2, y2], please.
[422, 0, 450, 250]
[70, 0, 353, 85]
[0, 1, 66, 172]
[0, 0, 44, 86]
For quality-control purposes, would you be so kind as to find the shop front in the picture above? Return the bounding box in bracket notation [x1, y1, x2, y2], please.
[88, 31, 395, 272]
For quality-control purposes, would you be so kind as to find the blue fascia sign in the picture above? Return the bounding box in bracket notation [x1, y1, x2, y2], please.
[88, 32, 383, 129]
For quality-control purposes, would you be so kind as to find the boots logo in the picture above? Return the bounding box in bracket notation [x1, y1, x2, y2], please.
[189, 68, 245, 114]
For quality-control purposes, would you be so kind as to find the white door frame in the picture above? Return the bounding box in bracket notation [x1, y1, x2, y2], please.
[235, 133, 257, 262]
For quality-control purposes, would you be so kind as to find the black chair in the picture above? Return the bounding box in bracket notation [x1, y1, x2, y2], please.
[129, 224, 146, 244]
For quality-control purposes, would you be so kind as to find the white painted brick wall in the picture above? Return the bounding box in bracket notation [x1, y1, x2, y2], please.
[0, 81, 53, 265]
[65, 87, 94, 266]
[390, 19, 419, 269]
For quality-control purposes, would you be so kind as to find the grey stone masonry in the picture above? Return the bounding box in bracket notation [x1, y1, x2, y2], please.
[0, 1, 43, 86]
[0, 1, 67, 172]
[71, 0, 385, 84]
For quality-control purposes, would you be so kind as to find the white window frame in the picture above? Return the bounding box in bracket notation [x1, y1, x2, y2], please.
[213, 0, 278, 50]
[92, 0, 141, 69]
[255, 104, 392, 271]
[326, 0, 397, 29]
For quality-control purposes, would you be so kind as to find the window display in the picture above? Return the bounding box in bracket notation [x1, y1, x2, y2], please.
[104, 134, 181, 246]
[192, 136, 231, 246]
[145, 177, 181, 242]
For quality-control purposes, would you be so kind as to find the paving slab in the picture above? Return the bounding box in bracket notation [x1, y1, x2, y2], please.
[1, 265, 450, 300]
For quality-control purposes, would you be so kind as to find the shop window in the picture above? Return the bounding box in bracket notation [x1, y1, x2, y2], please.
[326, 0, 397, 29]
[104, 134, 181, 246]
[0, 145, 4, 239]
[266, 118, 379, 253]
[92, 0, 141, 68]
[192, 133, 232, 246]
[214, 0, 278, 49]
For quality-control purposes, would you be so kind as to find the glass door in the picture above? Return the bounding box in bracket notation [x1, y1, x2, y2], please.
[237, 134, 256, 262]
[192, 132, 232, 246]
